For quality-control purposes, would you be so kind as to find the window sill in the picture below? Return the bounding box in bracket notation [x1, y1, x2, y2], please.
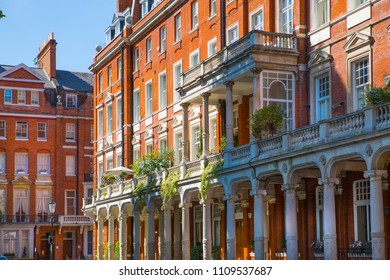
[37, 139, 47, 142]
[189, 27, 199, 35]
[0, 137, 6, 140]
[208, 14, 217, 21]
[158, 51, 167, 57]
[65, 139, 76, 143]
[173, 40, 182, 47]
[15, 138, 29, 141]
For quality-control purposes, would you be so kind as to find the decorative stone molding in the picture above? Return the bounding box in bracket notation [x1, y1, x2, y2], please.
[319, 155, 326, 166]
[282, 163, 288, 174]
[143, 129, 153, 140]
[308, 49, 332, 69]
[157, 122, 168, 134]
[365, 144, 373, 157]
[132, 134, 140, 145]
[172, 115, 182, 128]
[344, 32, 372, 53]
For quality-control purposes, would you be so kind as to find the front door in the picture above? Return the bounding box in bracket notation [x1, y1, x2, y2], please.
[62, 231, 75, 260]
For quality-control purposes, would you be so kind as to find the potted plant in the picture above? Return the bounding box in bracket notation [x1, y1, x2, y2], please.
[311, 240, 324, 255]
[349, 241, 363, 253]
[364, 85, 390, 105]
[250, 105, 284, 140]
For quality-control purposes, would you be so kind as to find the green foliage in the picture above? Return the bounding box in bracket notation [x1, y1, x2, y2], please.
[199, 160, 224, 200]
[131, 149, 174, 177]
[103, 174, 116, 185]
[0, 11, 5, 19]
[250, 105, 284, 139]
[190, 243, 203, 260]
[365, 86, 390, 106]
[114, 241, 120, 260]
[220, 135, 227, 151]
[160, 171, 181, 206]
[196, 128, 203, 159]
[212, 246, 221, 260]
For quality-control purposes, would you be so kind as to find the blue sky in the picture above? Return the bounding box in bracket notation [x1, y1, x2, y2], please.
[0, 0, 116, 73]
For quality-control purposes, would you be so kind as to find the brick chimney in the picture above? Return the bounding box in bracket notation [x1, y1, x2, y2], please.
[37, 33, 57, 79]
[117, 0, 131, 12]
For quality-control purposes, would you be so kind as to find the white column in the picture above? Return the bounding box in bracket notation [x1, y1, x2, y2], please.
[107, 217, 115, 260]
[173, 209, 181, 259]
[201, 199, 212, 260]
[282, 184, 298, 260]
[133, 211, 141, 260]
[163, 205, 172, 260]
[364, 170, 387, 260]
[252, 67, 261, 112]
[201, 92, 211, 157]
[253, 190, 265, 260]
[181, 103, 190, 163]
[319, 178, 338, 260]
[158, 210, 164, 260]
[97, 218, 104, 260]
[181, 202, 192, 260]
[225, 195, 237, 260]
[147, 210, 155, 260]
[224, 81, 234, 150]
[143, 213, 148, 260]
[118, 213, 127, 260]
[263, 199, 270, 259]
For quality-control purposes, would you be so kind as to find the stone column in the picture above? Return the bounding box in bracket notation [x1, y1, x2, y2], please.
[107, 217, 115, 260]
[173, 209, 182, 259]
[225, 195, 237, 260]
[97, 218, 104, 260]
[282, 184, 298, 260]
[201, 199, 212, 260]
[133, 211, 141, 260]
[319, 178, 338, 260]
[263, 199, 270, 259]
[147, 209, 155, 260]
[224, 81, 235, 150]
[118, 213, 128, 260]
[364, 170, 388, 260]
[158, 210, 164, 260]
[181, 202, 192, 260]
[253, 190, 265, 260]
[201, 92, 211, 157]
[251, 67, 261, 112]
[163, 205, 172, 260]
[181, 103, 190, 163]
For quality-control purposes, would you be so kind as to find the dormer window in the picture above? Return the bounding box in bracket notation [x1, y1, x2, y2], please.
[66, 94, 77, 108]
[141, 0, 148, 17]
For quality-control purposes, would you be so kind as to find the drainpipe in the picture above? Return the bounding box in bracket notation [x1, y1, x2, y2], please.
[121, 42, 125, 166]
[220, 0, 226, 49]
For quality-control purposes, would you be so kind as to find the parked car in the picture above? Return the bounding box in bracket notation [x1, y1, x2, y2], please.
[0, 256, 8, 260]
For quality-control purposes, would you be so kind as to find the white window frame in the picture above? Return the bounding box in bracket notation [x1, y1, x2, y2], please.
[209, 0, 217, 18]
[65, 190, 76, 215]
[99, 73, 103, 93]
[133, 89, 141, 122]
[65, 155, 76, 176]
[15, 152, 28, 174]
[66, 123, 76, 141]
[191, 1, 199, 30]
[14, 189, 29, 220]
[116, 152, 122, 167]
[4, 89, 12, 103]
[250, 6, 264, 31]
[280, 0, 294, 34]
[312, 0, 329, 29]
[173, 60, 182, 102]
[174, 132, 183, 165]
[98, 108, 103, 139]
[0, 152, 6, 173]
[31, 91, 40, 105]
[227, 23, 239, 44]
[17, 90, 26, 104]
[66, 94, 77, 108]
[159, 137, 168, 152]
[212, 204, 221, 246]
[0, 120, 6, 139]
[208, 38, 217, 57]
[210, 118, 217, 152]
[134, 48, 140, 72]
[37, 153, 50, 175]
[117, 57, 122, 81]
[37, 122, 47, 141]
[159, 71, 167, 110]
[353, 179, 371, 242]
[348, 0, 369, 11]
[145, 81, 153, 117]
[315, 73, 330, 122]
[108, 65, 112, 86]
[133, 146, 140, 162]
[159, 26, 166, 53]
[116, 97, 122, 130]
[146, 142, 153, 155]
[106, 103, 113, 134]
[191, 125, 201, 160]
[140, 0, 149, 17]
[146, 37, 152, 63]
[190, 49, 200, 68]
[352, 57, 370, 111]
[106, 157, 113, 171]
[174, 13, 182, 42]
[16, 122, 28, 139]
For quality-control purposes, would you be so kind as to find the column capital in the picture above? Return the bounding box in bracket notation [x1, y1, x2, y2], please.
[364, 170, 388, 181]
[318, 177, 340, 187]
[250, 188, 267, 199]
[251, 67, 262, 75]
[200, 92, 211, 98]
[180, 102, 190, 110]
[118, 213, 127, 221]
[223, 194, 238, 202]
[224, 80, 235, 87]
[200, 198, 213, 206]
[179, 202, 192, 209]
[281, 184, 298, 192]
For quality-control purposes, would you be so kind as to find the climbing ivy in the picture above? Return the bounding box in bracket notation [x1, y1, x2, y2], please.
[199, 160, 224, 201]
[160, 171, 181, 206]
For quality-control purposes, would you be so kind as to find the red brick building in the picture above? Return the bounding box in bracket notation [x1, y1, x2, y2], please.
[84, 0, 390, 260]
[0, 33, 94, 260]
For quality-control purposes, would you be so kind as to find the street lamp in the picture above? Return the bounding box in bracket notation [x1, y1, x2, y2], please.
[48, 200, 56, 260]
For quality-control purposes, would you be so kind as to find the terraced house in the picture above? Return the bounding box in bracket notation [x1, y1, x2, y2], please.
[0, 34, 94, 260]
[84, 0, 390, 260]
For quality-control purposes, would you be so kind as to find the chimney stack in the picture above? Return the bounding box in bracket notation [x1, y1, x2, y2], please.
[37, 33, 57, 79]
[116, 0, 131, 12]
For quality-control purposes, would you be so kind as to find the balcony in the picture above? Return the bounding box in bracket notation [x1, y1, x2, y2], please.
[58, 215, 94, 232]
[179, 30, 298, 103]
[0, 214, 58, 224]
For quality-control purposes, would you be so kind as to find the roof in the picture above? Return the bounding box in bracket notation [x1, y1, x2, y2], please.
[56, 70, 93, 92]
[0, 64, 93, 92]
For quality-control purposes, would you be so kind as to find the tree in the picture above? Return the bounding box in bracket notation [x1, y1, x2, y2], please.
[0, 11, 5, 19]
